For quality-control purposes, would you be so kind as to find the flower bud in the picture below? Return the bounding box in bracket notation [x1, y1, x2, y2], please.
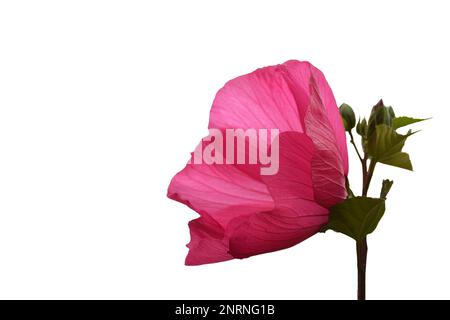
[368, 99, 395, 137]
[356, 118, 368, 137]
[339, 103, 356, 131]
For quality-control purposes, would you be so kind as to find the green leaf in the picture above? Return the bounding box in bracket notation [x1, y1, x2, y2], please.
[380, 151, 413, 170]
[380, 179, 393, 200]
[393, 116, 429, 129]
[321, 197, 386, 241]
[368, 124, 414, 170]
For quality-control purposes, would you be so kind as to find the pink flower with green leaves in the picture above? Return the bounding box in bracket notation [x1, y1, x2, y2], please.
[168, 60, 348, 265]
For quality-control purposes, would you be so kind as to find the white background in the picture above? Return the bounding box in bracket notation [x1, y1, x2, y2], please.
[0, 1, 448, 299]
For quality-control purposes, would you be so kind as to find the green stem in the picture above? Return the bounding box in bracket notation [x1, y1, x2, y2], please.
[357, 238, 368, 300]
[363, 159, 376, 197]
[357, 153, 376, 300]
[362, 155, 368, 196]
[347, 130, 378, 300]
[349, 131, 364, 163]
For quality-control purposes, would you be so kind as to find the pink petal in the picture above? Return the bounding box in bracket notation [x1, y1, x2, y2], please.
[261, 131, 315, 202]
[169, 132, 331, 264]
[169, 61, 349, 265]
[282, 60, 349, 176]
[228, 132, 329, 258]
[185, 214, 233, 265]
[168, 159, 273, 227]
[304, 83, 347, 207]
[168, 159, 273, 265]
[209, 65, 304, 132]
[228, 203, 328, 259]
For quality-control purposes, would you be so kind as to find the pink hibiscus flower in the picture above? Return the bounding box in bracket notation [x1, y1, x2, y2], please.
[168, 60, 348, 265]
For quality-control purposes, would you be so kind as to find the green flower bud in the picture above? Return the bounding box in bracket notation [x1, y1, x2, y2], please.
[339, 103, 356, 131]
[367, 99, 396, 137]
[356, 118, 368, 137]
[380, 179, 394, 200]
